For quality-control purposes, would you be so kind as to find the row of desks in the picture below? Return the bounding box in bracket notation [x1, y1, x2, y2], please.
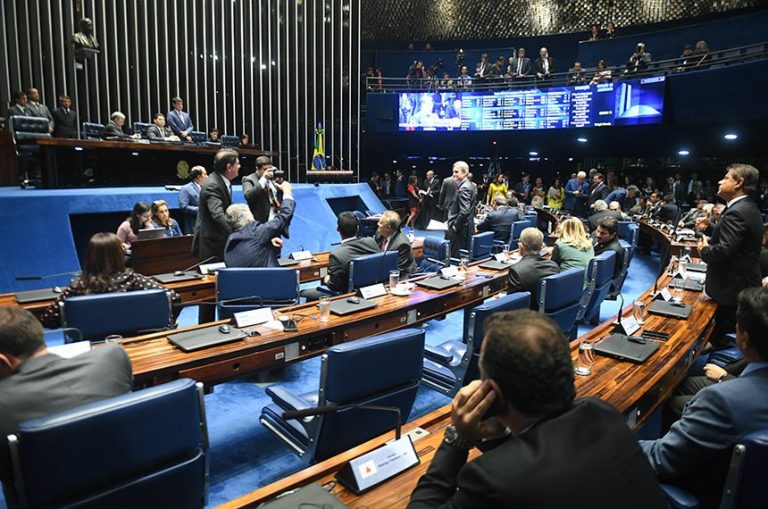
[217, 220, 716, 508]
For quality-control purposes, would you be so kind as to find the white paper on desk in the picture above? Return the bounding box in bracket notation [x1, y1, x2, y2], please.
[426, 220, 448, 231]
[49, 341, 92, 359]
[440, 266, 460, 278]
[234, 307, 274, 328]
[262, 320, 287, 331]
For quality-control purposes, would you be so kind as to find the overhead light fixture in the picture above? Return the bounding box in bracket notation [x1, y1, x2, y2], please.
[724, 133, 738, 140]
[529, 151, 538, 156]
[577, 137, 588, 143]
[678, 150, 690, 156]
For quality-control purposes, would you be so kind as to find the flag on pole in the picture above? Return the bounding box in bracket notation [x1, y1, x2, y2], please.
[311, 123, 326, 171]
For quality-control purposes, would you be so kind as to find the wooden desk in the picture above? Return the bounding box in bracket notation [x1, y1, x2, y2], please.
[131, 236, 198, 276]
[638, 220, 700, 258]
[220, 269, 716, 509]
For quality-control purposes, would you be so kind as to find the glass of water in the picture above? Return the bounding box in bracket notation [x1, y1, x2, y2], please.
[318, 296, 331, 322]
[575, 339, 595, 376]
[633, 300, 646, 325]
[389, 269, 399, 288]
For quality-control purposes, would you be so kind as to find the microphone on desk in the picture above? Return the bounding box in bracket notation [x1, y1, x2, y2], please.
[179, 256, 217, 274]
[16, 270, 81, 281]
[283, 403, 402, 440]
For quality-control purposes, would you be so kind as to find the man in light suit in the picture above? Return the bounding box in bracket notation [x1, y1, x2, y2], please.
[564, 171, 590, 214]
[437, 175, 456, 221]
[25, 88, 54, 132]
[375, 210, 416, 276]
[476, 195, 523, 243]
[641, 287, 768, 508]
[409, 310, 666, 509]
[166, 96, 194, 142]
[699, 164, 763, 348]
[446, 161, 476, 256]
[0, 307, 132, 501]
[192, 148, 239, 262]
[51, 95, 78, 138]
[507, 228, 559, 310]
[178, 166, 207, 234]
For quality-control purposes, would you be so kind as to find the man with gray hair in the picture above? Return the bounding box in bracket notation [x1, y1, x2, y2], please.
[446, 160, 477, 256]
[588, 199, 623, 231]
[102, 111, 138, 139]
[223, 181, 295, 268]
[507, 227, 558, 309]
[476, 195, 523, 243]
[375, 210, 417, 276]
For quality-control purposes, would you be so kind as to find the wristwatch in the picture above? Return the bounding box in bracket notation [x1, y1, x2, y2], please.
[444, 425, 473, 450]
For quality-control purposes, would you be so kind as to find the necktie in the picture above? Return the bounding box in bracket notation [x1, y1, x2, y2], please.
[517, 60, 522, 74]
[65, 109, 69, 116]
[380, 237, 388, 251]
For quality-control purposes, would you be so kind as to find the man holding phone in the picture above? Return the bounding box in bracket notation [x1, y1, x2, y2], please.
[408, 311, 665, 509]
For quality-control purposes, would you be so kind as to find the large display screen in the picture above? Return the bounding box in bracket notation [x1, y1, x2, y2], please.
[398, 77, 665, 131]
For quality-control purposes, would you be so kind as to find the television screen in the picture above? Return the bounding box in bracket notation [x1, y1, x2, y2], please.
[397, 77, 665, 131]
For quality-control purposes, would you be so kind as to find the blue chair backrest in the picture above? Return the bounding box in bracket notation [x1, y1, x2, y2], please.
[216, 268, 300, 318]
[508, 219, 532, 249]
[133, 122, 151, 137]
[723, 429, 768, 509]
[422, 236, 451, 265]
[538, 268, 585, 335]
[618, 221, 633, 241]
[189, 130, 207, 143]
[60, 289, 173, 342]
[348, 251, 398, 292]
[82, 122, 105, 140]
[579, 251, 618, 321]
[469, 231, 494, 260]
[311, 328, 425, 461]
[12, 116, 51, 142]
[8, 378, 208, 509]
[221, 135, 239, 148]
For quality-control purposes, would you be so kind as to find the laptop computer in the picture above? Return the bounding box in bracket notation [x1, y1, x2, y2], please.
[668, 277, 704, 292]
[329, 298, 378, 316]
[15, 287, 62, 304]
[137, 228, 166, 241]
[416, 275, 461, 290]
[276, 258, 300, 267]
[153, 270, 204, 284]
[167, 324, 247, 352]
[594, 333, 660, 364]
[686, 262, 707, 273]
[648, 300, 693, 319]
[478, 260, 513, 271]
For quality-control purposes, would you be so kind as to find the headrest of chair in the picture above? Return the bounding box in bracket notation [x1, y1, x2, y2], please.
[587, 251, 617, 285]
[351, 250, 398, 268]
[538, 268, 585, 310]
[468, 292, 531, 342]
[12, 115, 50, 134]
[322, 328, 425, 403]
[216, 267, 299, 300]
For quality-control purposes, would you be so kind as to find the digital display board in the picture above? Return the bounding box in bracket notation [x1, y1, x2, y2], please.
[398, 77, 665, 131]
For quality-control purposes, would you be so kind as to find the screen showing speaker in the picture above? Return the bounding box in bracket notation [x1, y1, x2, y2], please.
[398, 76, 665, 131]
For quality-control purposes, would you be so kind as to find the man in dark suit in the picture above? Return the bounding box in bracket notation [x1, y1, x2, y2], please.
[178, 166, 207, 234]
[375, 210, 416, 276]
[593, 216, 623, 279]
[192, 148, 239, 262]
[7, 91, 29, 118]
[474, 53, 492, 80]
[588, 200, 623, 231]
[409, 310, 666, 509]
[0, 307, 132, 501]
[641, 287, 768, 509]
[437, 175, 456, 221]
[654, 194, 681, 223]
[513, 174, 532, 203]
[223, 183, 296, 268]
[102, 111, 137, 139]
[446, 161, 475, 256]
[145, 112, 180, 141]
[509, 48, 531, 80]
[588, 172, 608, 207]
[421, 170, 441, 222]
[699, 164, 763, 348]
[166, 96, 194, 141]
[507, 228, 559, 310]
[534, 47, 555, 81]
[476, 195, 522, 243]
[51, 95, 78, 138]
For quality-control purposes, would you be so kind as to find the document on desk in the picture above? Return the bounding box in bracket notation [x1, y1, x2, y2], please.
[49, 341, 92, 359]
[426, 220, 448, 231]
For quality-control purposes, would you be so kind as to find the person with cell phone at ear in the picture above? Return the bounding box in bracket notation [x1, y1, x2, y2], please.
[408, 310, 666, 509]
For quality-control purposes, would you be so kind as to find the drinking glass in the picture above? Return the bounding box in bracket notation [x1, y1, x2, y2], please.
[104, 334, 123, 344]
[633, 300, 646, 325]
[318, 296, 331, 322]
[575, 339, 595, 376]
[389, 270, 400, 288]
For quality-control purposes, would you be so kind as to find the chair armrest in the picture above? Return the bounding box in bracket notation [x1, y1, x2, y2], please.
[708, 347, 742, 367]
[265, 386, 313, 413]
[424, 345, 454, 365]
[315, 285, 339, 296]
[660, 484, 700, 509]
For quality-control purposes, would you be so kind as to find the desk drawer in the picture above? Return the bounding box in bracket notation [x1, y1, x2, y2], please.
[179, 346, 285, 383]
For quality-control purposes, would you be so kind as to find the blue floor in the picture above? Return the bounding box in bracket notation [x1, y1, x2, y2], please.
[0, 246, 659, 509]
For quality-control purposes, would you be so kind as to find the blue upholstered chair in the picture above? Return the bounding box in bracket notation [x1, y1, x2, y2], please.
[60, 289, 174, 343]
[417, 236, 451, 272]
[455, 231, 494, 263]
[82, 122, 105, 140]
[189, 130, 207, 143]
[216, 267, 300, 319]
[133, 122, 151, 138]
[607, 242, 633, 300]
[221, 135, 239, 148]
[347, 251, 398, 292]
[7, 378, 208, 509]
[421, 292, 531, 396]
[259, 328, 425, 463]
[11, 116, 51, 186]
[618, 221, 640, 262]
[661, 428, 768, 509]
[577, 251, 617, 324]
[507, 219, 533, 251]
[538, 268, 585, 339]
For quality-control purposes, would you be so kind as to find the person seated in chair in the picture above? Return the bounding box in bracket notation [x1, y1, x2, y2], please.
[102, 111, 139, 139]
[301, 212, 379, 300]
[223, 182, 296, 268]
[38, 232, 176, 329]
[116, 201, 156, 248]
[593, 216, 623, 279]
[588, 200, 623, 231]
[150, 200, 182, 237]
[507, 228, 558, 310]
[476, 195, 523, 244]
[375, 210, 417, 277]
[145, 113, 180, 142]
[641, 287, 768, 509]
[0, 306, 133, 504]
[408, 310, 666, 509]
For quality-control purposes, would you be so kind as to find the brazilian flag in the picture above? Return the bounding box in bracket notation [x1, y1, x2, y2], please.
[311, 123, 326, 171]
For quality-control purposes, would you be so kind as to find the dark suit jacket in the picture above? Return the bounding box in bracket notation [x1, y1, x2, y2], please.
[52, 107, 78, 138]
[588, 209, 623, 231]
[7, 104, 28, 117]
[589, 181, 608, 204]
[409, 398, 666, 509]
[594, 236, 623, 278]
[326, 237, 380, 292]
[514, 181, 531, 202]
[507, 254, 559, 309]
[224, 198, 296, 268]
[476, 206, 523, 242]
[656, 203, 680, 223]
[376, 230, 417, 276]
[702, 197, 763, 306]
[192, 172, 233, 261]
[145, 124, 173, 140]
[438, 177, 456, 217]
[534, 56, 555, 76]
[102, 120, 130, 139]
[447, 179, 475, 252]
[0, 347, 132, 496]
[509, 57, 531, 76]
[242, 172, 290, 238]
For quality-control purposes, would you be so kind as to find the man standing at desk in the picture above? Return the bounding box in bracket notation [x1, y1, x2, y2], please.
[192, 149, 239, 262]
[446, 161, 475, 256]
[167, 96, 194, 142]
[408, 311, 666, 509]
[178, 166, 207, 234]
[699, 163, 763, 348]
[565, 171, 589, 214]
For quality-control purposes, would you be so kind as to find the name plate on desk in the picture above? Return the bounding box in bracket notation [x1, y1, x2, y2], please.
[359, 283, 387, 300]
[289, 250, 313, 261]
[234, 307, 274, 328]
[336, 435, 420, 495]
[616, 315, 641, 336]
[199, 262, 226, 275]
[440, 266, 460, 278]
[652, 287, 673, 302]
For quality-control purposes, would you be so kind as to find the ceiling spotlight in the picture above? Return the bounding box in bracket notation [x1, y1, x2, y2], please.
[724, 133, 738, 140]
[678, 150, 690, 156]
[529, 151, 538, 156]
[577, 137, 588, 143]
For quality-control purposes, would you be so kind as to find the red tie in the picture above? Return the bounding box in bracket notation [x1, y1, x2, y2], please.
[380, 238, 388, 251]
